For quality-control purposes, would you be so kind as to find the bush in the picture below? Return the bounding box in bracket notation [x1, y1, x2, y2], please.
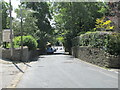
[106, 33, 120, 55]
[72, 31, 120, 55]
[14, 36, 38, 50]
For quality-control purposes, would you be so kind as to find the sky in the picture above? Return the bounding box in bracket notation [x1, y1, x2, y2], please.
[4, 0, 20, 18]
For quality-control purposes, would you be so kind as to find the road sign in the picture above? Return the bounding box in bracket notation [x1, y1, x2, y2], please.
[3, 29, 11, 42]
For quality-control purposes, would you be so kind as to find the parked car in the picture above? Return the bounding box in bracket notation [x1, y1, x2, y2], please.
[46, 47, 54, 54]
[53, 46, 65, 54]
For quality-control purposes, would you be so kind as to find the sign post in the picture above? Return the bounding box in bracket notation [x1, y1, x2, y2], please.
[2, 29, 11, 48]
[3, 29, 11, 42]
[20, 4, 23, 61]
[9, 0, 14, 59]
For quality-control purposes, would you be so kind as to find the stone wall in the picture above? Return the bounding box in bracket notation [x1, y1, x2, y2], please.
[72, 46, 120, 68]
[1, 47, 41, 62]
[1, 47, 29, 62]
[0, 47, 2, 59]
[28, 50, 41, 60]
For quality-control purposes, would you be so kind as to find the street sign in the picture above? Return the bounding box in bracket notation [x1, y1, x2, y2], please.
[2, 29, 11, 42]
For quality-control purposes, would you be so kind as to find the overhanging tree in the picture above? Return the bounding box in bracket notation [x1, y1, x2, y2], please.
[2, 1, 11, 29]
[52, 2, 108, 52]
[24, 2, 53, 51]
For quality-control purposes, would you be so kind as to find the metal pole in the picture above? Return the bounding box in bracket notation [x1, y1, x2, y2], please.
[9, 0, 13, 59]
[20, 5, 23, 61]
[0, 1, 2, 59]
[0, 1, 2, 47]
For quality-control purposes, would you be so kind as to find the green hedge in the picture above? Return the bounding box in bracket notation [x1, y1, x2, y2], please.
[107, 33, 120, 55]
[72, 31, 120, 55]
[14, 36, 38, 50]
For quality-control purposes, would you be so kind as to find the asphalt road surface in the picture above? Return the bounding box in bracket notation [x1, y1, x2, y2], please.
[17, 54, 118, 88]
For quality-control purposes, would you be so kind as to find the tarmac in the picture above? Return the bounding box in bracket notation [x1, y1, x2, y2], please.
[0, 55, 119, 89]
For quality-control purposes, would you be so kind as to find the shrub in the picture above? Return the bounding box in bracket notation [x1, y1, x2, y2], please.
[72, 31, 120, 55]
[94, 17, 114, 31]
[7, 43, 20, 48]
[14, 36, 38, 50]
[106, 33, 120, 55]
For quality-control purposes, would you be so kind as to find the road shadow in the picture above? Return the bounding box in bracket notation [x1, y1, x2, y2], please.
[23, 62, 32, 67]
[109, 67, 120, 69]
[12, 62, 24, 73]
[1, 58, 32, 72]
[1, 58, 23, 64]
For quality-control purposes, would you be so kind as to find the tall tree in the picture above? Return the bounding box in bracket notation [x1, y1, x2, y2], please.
[14, 8, 39, 38]
[52, 2, 108, 52]
[24, 2, 53, 51]
[2, 1, 11, 29]
[25, 2, 52, 34]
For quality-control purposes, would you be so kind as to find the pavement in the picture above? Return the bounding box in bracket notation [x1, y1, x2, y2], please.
[0, 59, 32, 89]
[16, 54, 118, 88]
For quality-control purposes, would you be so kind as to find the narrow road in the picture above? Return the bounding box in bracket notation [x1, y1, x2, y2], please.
[17, 54, 118, 88]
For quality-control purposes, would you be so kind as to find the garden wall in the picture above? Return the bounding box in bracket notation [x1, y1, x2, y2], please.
[0, 47, 2, 59]
[1, 47, 29, 62]
[1, 47, 41, 62]
[72, 46, 120, 68]
[28, 49, 41, 60]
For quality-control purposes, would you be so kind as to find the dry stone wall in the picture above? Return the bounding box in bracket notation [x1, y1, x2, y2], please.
[72, 46, 120, 68]
[1, 47, 29, 62]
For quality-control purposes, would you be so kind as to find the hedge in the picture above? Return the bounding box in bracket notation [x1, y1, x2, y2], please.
[14, 35, 38, 50]
[72, 31, 120, 55]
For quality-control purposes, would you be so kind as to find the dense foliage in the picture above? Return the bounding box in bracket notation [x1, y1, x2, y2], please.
[14, 36, 38, 50]
[13, 8, 39, 37]
[94, 17, 114, 31]
[1, 1, 119, 54]
[25, 2, 52, 34]
[52, 2, 108, 52]
[107, 33, 120, 55]
[1, 1, 11, 29]
[72, 31, 120, 55]
[0, 1, 11, 46]
[13, 2, 54, 51]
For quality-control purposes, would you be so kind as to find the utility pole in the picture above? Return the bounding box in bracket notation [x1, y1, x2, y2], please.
[20, 4, 23, 61]
[0, 1, 2, 59]
[0, 1, 2, 47]
[9, 0, 14, 59]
